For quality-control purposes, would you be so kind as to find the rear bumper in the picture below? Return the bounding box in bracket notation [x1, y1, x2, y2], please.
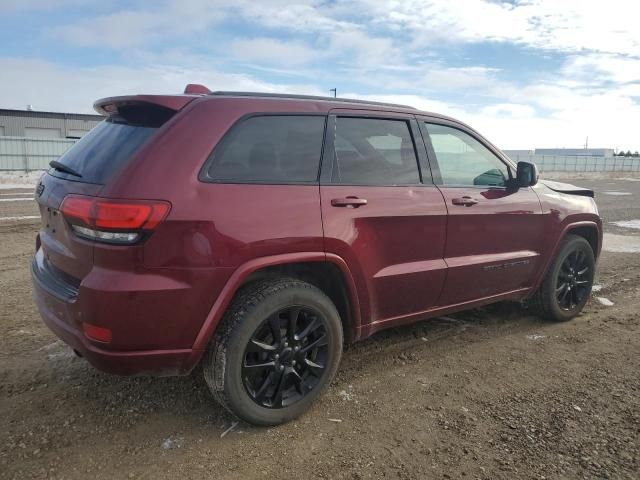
[31, 253, 196, 376]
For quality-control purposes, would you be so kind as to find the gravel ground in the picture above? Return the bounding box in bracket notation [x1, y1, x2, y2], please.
[1, 177, 639, 479]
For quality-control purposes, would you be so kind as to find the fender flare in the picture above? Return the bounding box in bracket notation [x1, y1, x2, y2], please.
[530, 219, 602, 292]
[183, 251, 362, 372]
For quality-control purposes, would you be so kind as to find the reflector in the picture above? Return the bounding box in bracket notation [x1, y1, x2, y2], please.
[82, 322, 112, 343]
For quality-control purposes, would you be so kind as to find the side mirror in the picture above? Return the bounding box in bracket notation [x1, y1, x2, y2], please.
[516, 161, 538, 187]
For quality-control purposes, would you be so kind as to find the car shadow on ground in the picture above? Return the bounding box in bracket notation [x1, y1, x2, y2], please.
[45, 301, 558, 438]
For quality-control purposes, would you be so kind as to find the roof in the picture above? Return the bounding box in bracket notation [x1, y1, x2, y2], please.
[0, 108, 103, 120]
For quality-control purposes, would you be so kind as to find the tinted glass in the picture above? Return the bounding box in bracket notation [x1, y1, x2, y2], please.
[205, 116, 325, 183]
[50, 119, 156, 184]
[425, 123, 510, 187]
[332, 118, 420, 185]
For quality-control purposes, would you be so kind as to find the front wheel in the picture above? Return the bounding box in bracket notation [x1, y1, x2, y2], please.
[202, 278, 343, 426]
[531, 234, 595, 322]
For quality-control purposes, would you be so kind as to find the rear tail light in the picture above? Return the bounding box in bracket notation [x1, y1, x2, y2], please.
[60, 195, 170, 245]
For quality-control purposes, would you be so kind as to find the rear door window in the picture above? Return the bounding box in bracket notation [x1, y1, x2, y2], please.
[202, 115, 326, 183]
[330, 117, 420, 185]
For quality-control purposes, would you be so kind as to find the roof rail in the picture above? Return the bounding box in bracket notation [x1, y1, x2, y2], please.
[208, 91, 416, 110]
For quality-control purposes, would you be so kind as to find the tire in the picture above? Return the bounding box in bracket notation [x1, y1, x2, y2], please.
[530, 234, 595, 322]
[202, 277, 343, 426]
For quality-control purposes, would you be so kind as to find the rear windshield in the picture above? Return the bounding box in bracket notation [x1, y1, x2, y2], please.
[49, 118, 156, 184]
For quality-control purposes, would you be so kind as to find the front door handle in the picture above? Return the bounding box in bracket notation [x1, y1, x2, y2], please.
[451, 196, 478, 207]
[331, 196, 368, 208]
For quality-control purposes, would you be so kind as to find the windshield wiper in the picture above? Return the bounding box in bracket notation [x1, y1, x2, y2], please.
[49, 160, 82, 178]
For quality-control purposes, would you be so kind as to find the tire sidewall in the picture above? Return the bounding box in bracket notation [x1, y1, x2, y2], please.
[222, 284, 343, 426]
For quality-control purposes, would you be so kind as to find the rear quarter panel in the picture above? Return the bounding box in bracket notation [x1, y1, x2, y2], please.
[94, 98, 328, 353]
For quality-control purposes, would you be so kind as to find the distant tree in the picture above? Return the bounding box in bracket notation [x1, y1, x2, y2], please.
[634, 151, 640, 157]
[625, 150, 632, 157]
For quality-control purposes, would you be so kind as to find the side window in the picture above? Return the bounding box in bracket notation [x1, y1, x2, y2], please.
[425, 123, 510, 187]
[332, 117, 420, 185]
[203, 115, 325, 183]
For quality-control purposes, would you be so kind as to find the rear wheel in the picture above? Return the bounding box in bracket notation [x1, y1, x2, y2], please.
[203, 278, 343, 426]
[531, 235, 595, 322]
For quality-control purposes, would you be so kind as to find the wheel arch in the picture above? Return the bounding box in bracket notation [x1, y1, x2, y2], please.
[566, 224, 601, 259]
[183, 252, 362, 373]
[530, 219, 602, 294]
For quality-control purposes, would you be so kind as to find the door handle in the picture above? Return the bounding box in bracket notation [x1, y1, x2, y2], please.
[331, 196, 368, 208]
[451, 196, 478, 207]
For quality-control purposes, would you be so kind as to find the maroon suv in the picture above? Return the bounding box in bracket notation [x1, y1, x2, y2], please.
[32, 86, 602, 425]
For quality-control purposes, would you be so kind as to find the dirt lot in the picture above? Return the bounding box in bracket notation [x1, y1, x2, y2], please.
[1, 178, 639, 479]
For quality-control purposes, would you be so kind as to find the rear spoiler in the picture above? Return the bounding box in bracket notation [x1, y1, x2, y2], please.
[93, 94, 198, 116]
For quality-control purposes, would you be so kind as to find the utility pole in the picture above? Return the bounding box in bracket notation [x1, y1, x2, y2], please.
[329, 88, 337, 98]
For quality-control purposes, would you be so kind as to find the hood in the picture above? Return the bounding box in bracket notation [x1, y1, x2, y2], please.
[540, 179, 594, 198]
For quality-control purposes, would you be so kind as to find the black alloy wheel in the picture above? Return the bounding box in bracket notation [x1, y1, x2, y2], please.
[530, 234, 595, 322]
[203, 277, 343, 426]
[555, 249, 591, 311]
[242, 306, 329, 408]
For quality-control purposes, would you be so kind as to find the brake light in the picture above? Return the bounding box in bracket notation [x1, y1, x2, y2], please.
[60, 195, 170, 244]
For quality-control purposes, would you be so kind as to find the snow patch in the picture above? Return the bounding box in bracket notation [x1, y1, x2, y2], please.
[603, 233, 640, 253]
[611, 220, 640, 230]
[596, 297, 614, 306]
[0, 171, 43, 188]
[591, 284, 603, 292]
[0, 215, 39, 222]
[339, 390, 354, 401]
[161, 437, 184, 449]
[526, 334, 546, 341]
[602, 191, 632, 196]
[0, 198, 34, 202]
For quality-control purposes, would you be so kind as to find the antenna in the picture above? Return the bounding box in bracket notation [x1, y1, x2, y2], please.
[329, 88, 337, 98]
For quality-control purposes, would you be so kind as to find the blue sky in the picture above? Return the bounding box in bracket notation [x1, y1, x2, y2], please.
[0, 0, 639, 150]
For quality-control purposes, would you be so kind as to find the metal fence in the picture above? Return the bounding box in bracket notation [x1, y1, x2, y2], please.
[1, 137, 640, 173]
[0, 137, 75, 171]
[507, 154, 640, 173]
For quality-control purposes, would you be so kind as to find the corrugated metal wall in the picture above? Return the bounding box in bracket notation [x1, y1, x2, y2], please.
[0, 137, 76, 171]
[0, 110, 102, 138]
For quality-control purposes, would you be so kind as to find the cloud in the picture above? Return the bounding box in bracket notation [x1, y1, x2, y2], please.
[349, 81, 640, 152]
[0, 0, 85, 11]
[4, 1, 640, 150]
[50, 1, 225, 48]
[562, 54, 640, 84]
[357, 0, 640, 56]
[328, 30, 397, 67]
[0, 58, 324, 113]
[229, 38, 322, 67]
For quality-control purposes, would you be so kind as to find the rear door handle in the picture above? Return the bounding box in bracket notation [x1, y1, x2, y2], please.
[451, 196, 478, 207]
[331, 196, 368, 208]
